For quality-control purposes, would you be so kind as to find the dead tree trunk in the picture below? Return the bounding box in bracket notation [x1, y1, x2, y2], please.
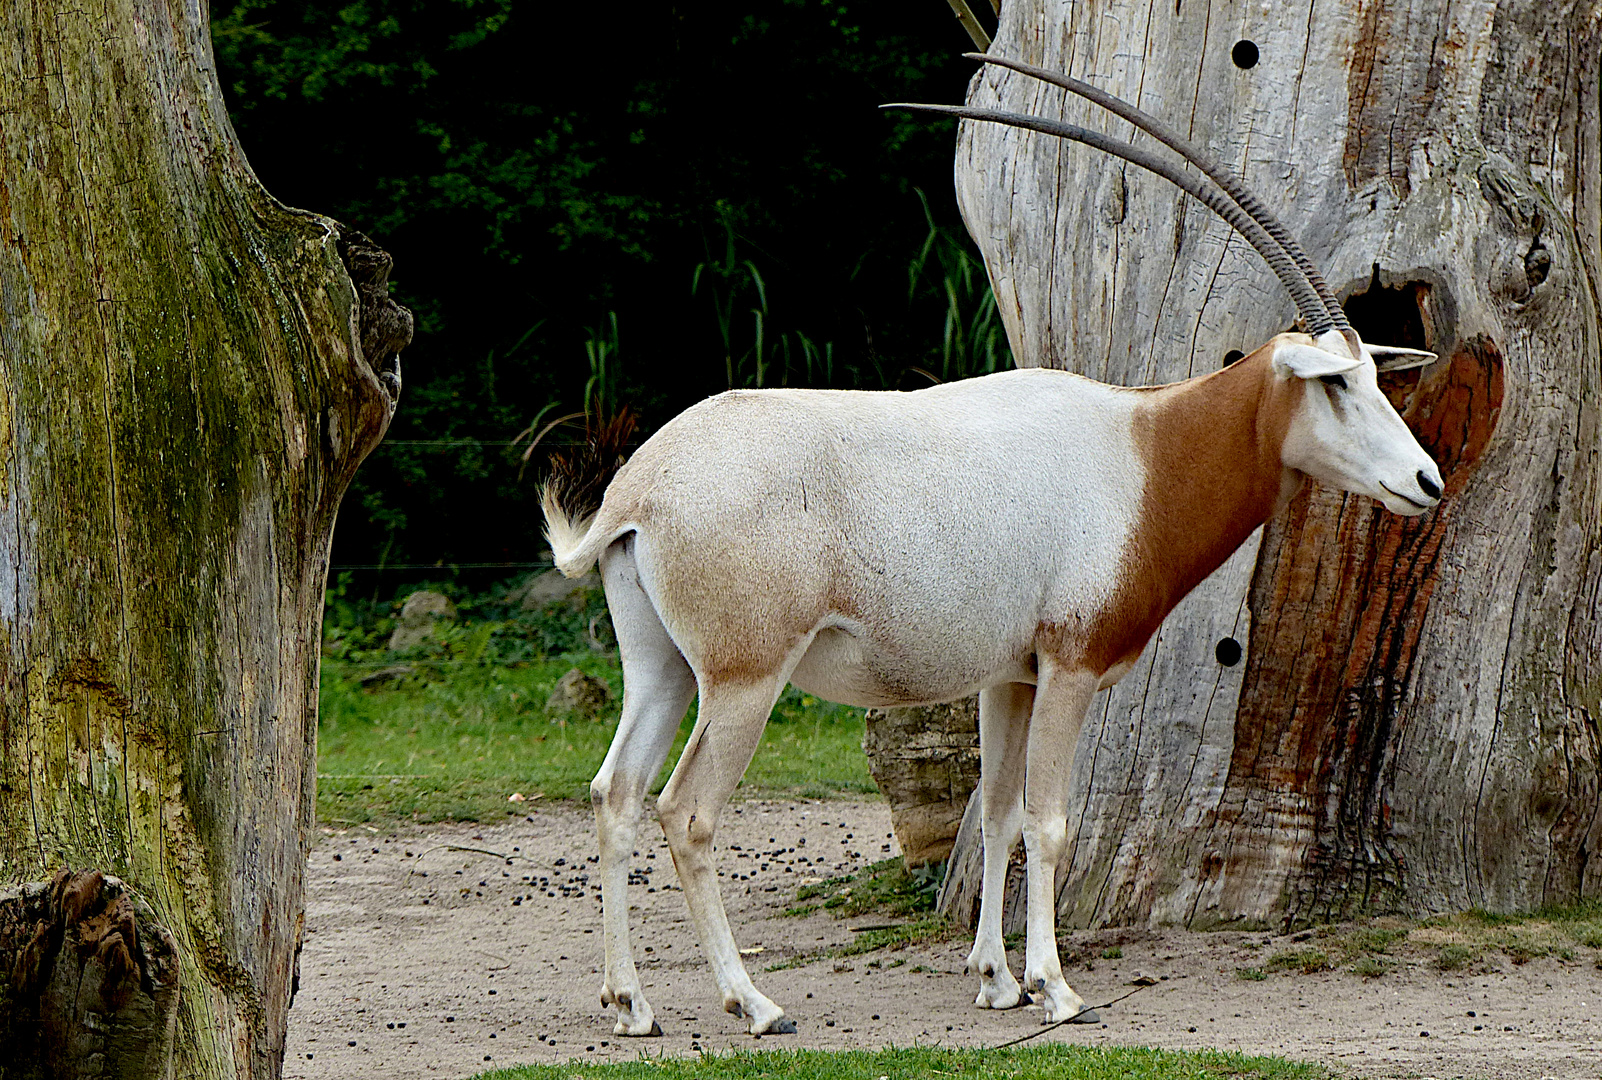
[0, 2, 407, 1077]
[940, 0, 1600, 930]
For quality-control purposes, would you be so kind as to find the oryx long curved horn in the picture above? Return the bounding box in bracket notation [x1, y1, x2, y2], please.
[884, 102, 1337, 336]
[966, 52, 1358, 353]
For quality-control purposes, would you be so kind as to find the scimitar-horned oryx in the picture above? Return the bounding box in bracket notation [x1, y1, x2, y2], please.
[541, 53, 1443, 1037]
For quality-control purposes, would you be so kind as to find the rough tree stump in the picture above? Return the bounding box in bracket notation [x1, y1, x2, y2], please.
[862, 699, 981, 867]
[940, 0, 1600, 929]
[0, 871, 180, 1080]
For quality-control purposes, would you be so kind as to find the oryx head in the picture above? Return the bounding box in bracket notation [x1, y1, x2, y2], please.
[1270, 331, 1442, 516]
[888, 53, 1444, 517]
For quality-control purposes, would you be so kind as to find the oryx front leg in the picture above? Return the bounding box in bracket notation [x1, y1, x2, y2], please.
[1021, 662, 1100, 1025]
[592, 539, 697, 1037]
[967, 681, 1033, 1010]
[656, 676, 795, 1036]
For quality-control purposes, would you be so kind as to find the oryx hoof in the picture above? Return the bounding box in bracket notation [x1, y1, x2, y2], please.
[768, 1018, 796, 1035]
[1067, 1008, 1100, 1024]
[1018, 990, 1034, 1007]
[647, 1021, 664, 1036]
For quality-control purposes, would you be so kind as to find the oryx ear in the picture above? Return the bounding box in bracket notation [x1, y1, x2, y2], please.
[1271, 341, 1363, 380]
[1365, 344, 1438, 372]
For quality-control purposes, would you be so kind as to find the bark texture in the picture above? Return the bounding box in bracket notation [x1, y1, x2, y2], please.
[942, 0, 1601, 929]
[0, 2, 405, 1076]
[862, 700, 981, 867]
[0, 871, 180, 1080]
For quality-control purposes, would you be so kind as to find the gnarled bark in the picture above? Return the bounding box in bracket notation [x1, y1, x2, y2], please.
[941, 0, 1600, 929]
[0, 871, 180, 1080]
[0, 1, 406, 1076]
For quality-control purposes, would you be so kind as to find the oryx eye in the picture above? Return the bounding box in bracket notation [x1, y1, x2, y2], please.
[1319, 374, 1347, 390]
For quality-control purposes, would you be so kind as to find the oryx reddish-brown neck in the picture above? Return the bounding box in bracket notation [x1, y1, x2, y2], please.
[1132, 345, 1297, 605]
[1076, 345, 1298, 673]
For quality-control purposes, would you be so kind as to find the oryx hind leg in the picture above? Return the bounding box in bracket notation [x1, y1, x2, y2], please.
[592, 535, 697, 1037]
[968, 681, 1033, 1010]
[655, 671, 795, 1036]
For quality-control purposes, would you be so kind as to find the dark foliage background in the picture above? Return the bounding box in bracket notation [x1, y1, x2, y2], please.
[212, 0, 1004, 582]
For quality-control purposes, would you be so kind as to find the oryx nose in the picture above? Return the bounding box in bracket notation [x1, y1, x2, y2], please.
[1417, 469, 1442, 501]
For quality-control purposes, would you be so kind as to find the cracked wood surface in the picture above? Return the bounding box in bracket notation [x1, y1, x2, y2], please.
[0, 1, 404, 1076]
[943, 0, 1600, 929]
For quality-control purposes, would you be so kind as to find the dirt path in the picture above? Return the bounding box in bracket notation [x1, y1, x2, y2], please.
[285, 800, 1602, 1080]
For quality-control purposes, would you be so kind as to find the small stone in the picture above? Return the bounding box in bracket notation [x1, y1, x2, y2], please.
[387, 590, 454, 650]
[546, 669, 614, 720]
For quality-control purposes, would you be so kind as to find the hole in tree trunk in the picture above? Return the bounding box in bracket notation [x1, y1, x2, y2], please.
[1215, 638, 1242, 666]
[1343, 267, 1430, 351]
[1232, 40, 1259, 69]
[1223, 349, 1245, 367]
[1343, 269, 1436, 411]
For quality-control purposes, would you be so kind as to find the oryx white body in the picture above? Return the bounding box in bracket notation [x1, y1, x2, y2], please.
[545, 329, 1443, 1037]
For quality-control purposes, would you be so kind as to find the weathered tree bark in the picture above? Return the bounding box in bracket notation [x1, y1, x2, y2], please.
[941, 0, 1600, 929]
[0, 2, 406, 1077]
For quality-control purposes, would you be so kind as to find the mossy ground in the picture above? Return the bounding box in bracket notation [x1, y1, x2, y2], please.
[1250, 902, 1602, 979]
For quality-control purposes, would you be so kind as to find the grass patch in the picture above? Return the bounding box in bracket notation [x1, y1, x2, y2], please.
[770, 858, 955, 969]
[471, 1044, 1329, 1080]
[1256, 902, 1602, 978]
[1434, 943, 1477, 971]
[789, 858, 943, 919]
[321, 663, 874, 825]
[1264, 948, 1331, 975]
[1235, 966, 1267, 981]
[1100, 946, 1123, 959]
[1351, 956, 1394, 978]
[316, 574, 875, 826]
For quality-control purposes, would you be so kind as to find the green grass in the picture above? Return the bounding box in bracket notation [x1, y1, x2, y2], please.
[790, 858, 943, 919]
[1263, 948, 1331, 975]
[470, 1044, 1327, 1080]
[1350, 956, 1394, 978]
[318, 655, 875, 826]
[767, 858, 956, 970]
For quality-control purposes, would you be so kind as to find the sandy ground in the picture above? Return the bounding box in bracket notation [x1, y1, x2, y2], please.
[285, 800, 1602, 1080]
